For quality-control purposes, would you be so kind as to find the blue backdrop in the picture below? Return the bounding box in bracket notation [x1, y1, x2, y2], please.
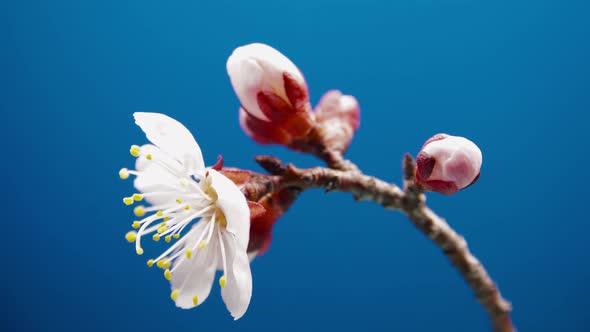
[2, 0, 588, 331]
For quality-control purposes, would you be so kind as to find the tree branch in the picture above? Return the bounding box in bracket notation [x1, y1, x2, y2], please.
[248, 155, 515, 332]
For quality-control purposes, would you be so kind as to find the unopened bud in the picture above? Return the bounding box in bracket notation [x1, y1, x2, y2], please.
[227, 43, 315, 143]
[416, 134, 482, 195]
[315, 90, 361, 153]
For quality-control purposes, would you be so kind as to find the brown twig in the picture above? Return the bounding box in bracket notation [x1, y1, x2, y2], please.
[247, 155, 515, 332]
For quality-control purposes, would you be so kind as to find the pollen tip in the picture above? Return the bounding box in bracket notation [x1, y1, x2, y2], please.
[184, 205, 190, 210]
[164, 235, 171, 243]
[173, 234, 180, 239]
[119, 168, 129, 180]
[132, 193, 143, 202]
[146, 153, 152, 160]
[176, 198, 182, 204]
[134, 206, 146, 217]
[157, 226, 168, 234]
[130, 145, 141, 157]
[132, 221, 141, 229]
[219, 276, 227, 288]
[156, 211, 164, 217]
[147, 259, 154, 267]
[198, 241, 207, 250]
[125, 231, 137, 243]
[136, 248, 144, 255]
[171, 289, 180, 301]
[186, 249, 193, 259]
[152, 234, 160, 242]
[192, 295, 199, 306]
[123, 197, 134, 205]
[164, 269, 172, 281]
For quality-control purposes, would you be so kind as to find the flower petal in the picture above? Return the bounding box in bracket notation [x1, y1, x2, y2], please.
[133, 146, 182, 205]
[220, 232, 252, 320]
[226, 43, 306, 121]
[133, 112, 205, 173]
[170, 222, 218, 309]
[207, 169, 250, 251]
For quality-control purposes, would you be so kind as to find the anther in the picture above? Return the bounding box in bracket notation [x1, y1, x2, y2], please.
[134, 206, 145, 217]
[136, 248, 144, 255]
[164, 269, 172, 281]
[170, 289, 179, 301]
[123, 197, 134, 205]
[125, 231, 137, 243]
[119, 168, 129, 180]
[132, 221, 141, 229]
[219, 276, 227, 288]
[132, 193, 143, 202]
[130, 145, 141, 157]
[152, 234, 160, 242]
[147, 259, 154, 267]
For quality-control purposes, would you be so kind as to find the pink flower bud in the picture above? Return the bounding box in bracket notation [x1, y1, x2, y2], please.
[416, 134, 482, 195]
[315, 90, 361, 153]
[227, 43, 314, 141]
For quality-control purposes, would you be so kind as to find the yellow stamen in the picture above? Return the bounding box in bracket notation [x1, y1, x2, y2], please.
[171, 289, 179, 301]
[123, 197, 134, 205]
[164, 269, 172, 281]
[134, 206, 145, 217]
[119, 168, 129, 180]
[136, 248, 144, 255]
[219, 276, 227, 288]
[157, 226, 168, 234]
[173, 234, 180, 239]
[152, 234, 160, 242]
[198, 241, 206, 250]
[164, 235, 171, 243]
[132, 221, 141, 229]
[163, 260, 171, 269]
[156, 211, 164, 217]
[125, 231, 137, 243]
[186, 249, 193, 259]
[130, 145, 141, 157]
[192, 295, 199, 306]
[184, 205, 190, 210]
[132, 193, 143, 202]
[147, 259, 154, 267]
[146, 153, 152, 160]
[176, 198, 182, 204]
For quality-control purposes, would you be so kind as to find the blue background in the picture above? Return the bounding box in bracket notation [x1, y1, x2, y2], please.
[2, 0, 588, 331]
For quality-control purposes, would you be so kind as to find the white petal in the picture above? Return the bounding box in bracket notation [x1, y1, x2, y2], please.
[133, 112, 205, 173]
[226, 43, 305, 121]
[170, 223, 218, 309]
[423, 136, 482, 188]
[207, 169, 250, 251]
[133, 146, 182, 205]
[220, 232, 252, 320]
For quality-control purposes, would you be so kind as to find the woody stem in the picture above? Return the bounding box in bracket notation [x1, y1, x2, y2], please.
[249, 155, 515, 332]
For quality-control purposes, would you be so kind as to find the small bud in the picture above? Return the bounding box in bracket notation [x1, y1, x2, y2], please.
[415, 134, 482, 195]
[315, 90, 361, 153]
[227, 43, 315, 143]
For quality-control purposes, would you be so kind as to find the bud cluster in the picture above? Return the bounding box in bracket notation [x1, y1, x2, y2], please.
[227, 43, 360, 157]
